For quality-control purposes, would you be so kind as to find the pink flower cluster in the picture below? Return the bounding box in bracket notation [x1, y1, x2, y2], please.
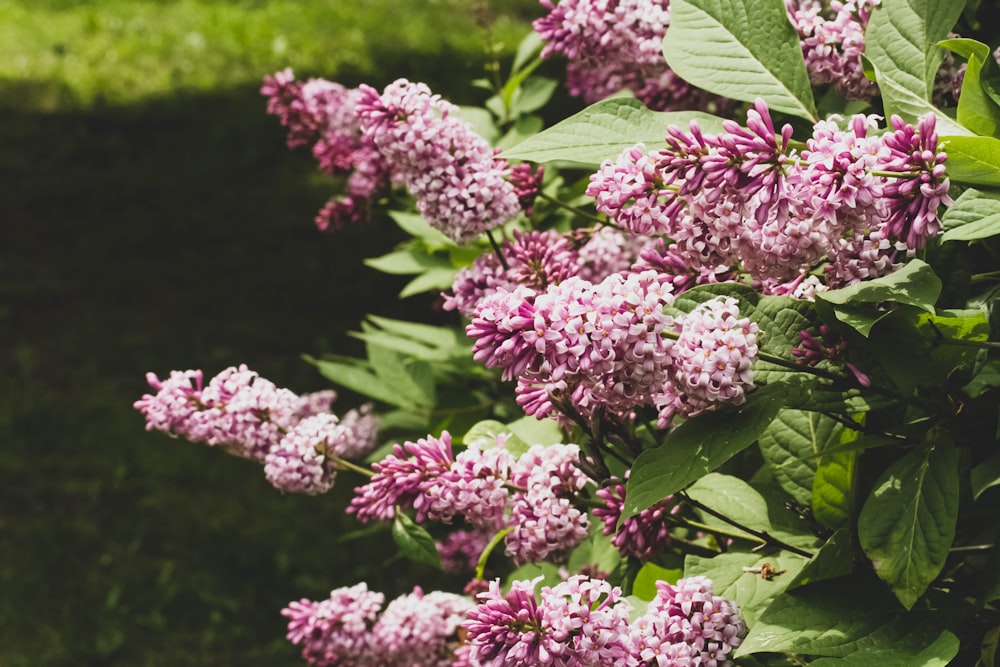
[263, 73, 523, 242]
[594, 471, 678, 561]
[348, 433, 592, 565]
[134, 365, 379, 494]
[261, 69, 390, 231]
[463, 574, 746, 666]
[443, 227, 654, 319]
[355, 79, 521, 244]
[283, 583, 472, 667]
[533, 0, 724, 112]
[586, 100, 951, 287]
[787, 0, 880, 100]
[467, 267, 759, 427]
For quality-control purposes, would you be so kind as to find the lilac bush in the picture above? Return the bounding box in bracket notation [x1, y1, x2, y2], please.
[138, 0, 1000, 664]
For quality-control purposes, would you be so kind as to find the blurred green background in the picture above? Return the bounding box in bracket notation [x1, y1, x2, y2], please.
[0, 1, 539, 664]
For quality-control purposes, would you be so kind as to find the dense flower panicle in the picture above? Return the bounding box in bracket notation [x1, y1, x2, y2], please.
[540, 576, 633, 664]
[534, 0, 724, 112]
[264, 413, 341, 494]
[134, 369, 205, 438]
[370, 588, 473, 667]
[282, 582, 385, 667]
[632, 238, 734, 294]
[333, 403, 381, 459]
[657, 297, 759, 425]
[824, 228, 903, 288]
[880, 113, 952, 248]
[594, 474, 675, 561]
[464, 578, 558, 666]
[587, 145, 675, 236]
[627, 577, 746, 665]
[430, 442, 516, 528]
[348, 431, 456, 523]
[788, 0, 880, 100]
[356, 79, 520, 244]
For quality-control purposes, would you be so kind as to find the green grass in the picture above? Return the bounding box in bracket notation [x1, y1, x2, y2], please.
[0, 1, 538, 664]
[0, 0, 538, 109]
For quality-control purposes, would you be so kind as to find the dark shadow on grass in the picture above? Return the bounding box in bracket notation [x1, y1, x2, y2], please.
[0, 80, 466, 666]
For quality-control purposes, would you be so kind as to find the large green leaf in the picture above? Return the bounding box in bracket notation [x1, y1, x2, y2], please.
[367, 345, 436, 409]
[307, 356, 413, 409]
[786, 529, 855, 590]
[661, 0, 817, 120]
[812, 440, 857, 532]
[623, 382, 791, 519]
[501, 97, 725, 167]
[739, 579, 950, 657]
[942, 38, 1000, 137]
[685, 473, 773, 534]
[758, 410, 841, 505]
[816, 259, 942, 337]
[632, 562, 683, 601]
[808, 629, 959, 666]
[858, 435, 959, 609]
[941, 187, 1000, 242]
[864, 0, 968, 135]
[971, 453, 1000, 500]
[684, 551, 808, 625]
[940, 135, 1000, 187]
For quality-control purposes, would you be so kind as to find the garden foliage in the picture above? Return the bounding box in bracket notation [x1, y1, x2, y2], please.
[136, 0, 1000, 664]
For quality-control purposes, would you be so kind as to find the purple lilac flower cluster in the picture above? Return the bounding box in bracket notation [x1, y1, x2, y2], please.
[787, 0, 880, 100]
[533, 0, 724, 112]
[467, 266, 759, 427]
[283, 583, 472, 667]
[443, 227, 655, 319]
[463, 574, 746, 666]
[261, 68, 391, 231]
[263, 73, 523, 242]
[594, 471, 678, 562]
[134, 365, 379, 494]
[587, 100, 951, 288]
[348, 432, 592, 565]
[355, 79, 521, 244]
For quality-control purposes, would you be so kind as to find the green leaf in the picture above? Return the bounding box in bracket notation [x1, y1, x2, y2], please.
[307, 356, 411, 408]
[512, 31, 543, 74]
[812, 438, 857, 532]
[399, 267, 459, 298]
[808, 629, 959, 666]
[685, 473, 772, 534]
[457, 105, 500, 145]
[864, 0, 968, 134]
[392, 510, 441, 569]
[661, 0, 816, 120]
[366, 315, 465, 351]
[624, 382, 791, 518]
[941, 187, 1000, 242]
[388, 211, 457, 250]
[364, 248, 453, 275]
[971, 453, 1000, 500]
[758, 410, 841, 505]
[942, 38, 1000, 137]
[461, 419, 527, 453]
[631, 562, 683, 601]
[940, 135, 1000, 186]
[509, 76, 558, 118]
[367, 345, 436, 409]
[816, 259, 942, 337]
[786, 529, 856, 590]
[738, 578, 938, 657]
[858, 435, 959, 609]
[685, 551, 808, 625]
[501, 97, 726, 167]
[506, 415, 564, 448]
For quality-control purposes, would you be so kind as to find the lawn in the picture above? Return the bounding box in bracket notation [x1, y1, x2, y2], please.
[0, 1, 541, 664]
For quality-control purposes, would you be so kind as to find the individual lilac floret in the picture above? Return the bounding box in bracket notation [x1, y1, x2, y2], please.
[880, 113, 952, 249]
[282, 582, 385, 667]
[464, 577, 558, 665]
[347, 431, 455, 523]
[356, 79, 521, 244]
[370, 587, 473, 667]
[594, 473, 677, 562]
[626, 576, 746, 666]
[657, 297, 759, 425]
[787, 0, 880, 100]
